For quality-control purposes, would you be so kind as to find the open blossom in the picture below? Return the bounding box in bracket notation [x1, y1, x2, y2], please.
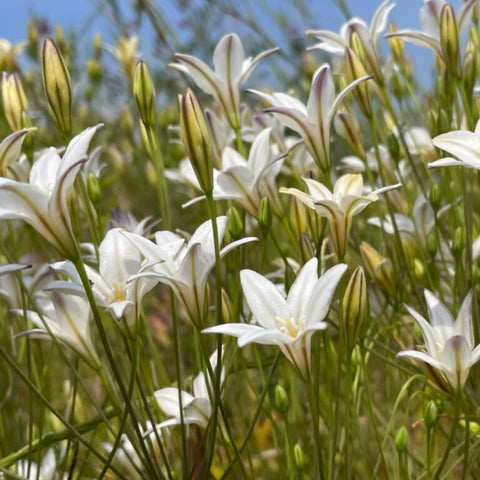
[0, 125, 101, 258]
[204, 258, 347, 379]
[249, 64, 370, 174]
[171, 33, 278, 130]
[152, 349, 222, 429]
[430, 120, 480, 169]
[281, 174, 400, 259]
[398, 290, 480, 391]
[15, 292, 99, 368]
[50, 228, 156, 335]
[124, 216, 257, 325]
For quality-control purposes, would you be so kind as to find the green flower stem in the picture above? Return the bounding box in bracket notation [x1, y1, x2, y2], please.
[305, 377, 325, 480]
[220, 351, 281, 479]
[462, 396, 470, 480]
[169, 290, 189, 474]
[145, 123, 171, 229]
[0, 346, 127, 479]
[433, 394, 461, 480]
[72, 256, 159, 478]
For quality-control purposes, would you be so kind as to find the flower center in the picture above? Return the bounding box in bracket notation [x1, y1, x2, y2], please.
[112, 282, 126, 302]
[276, 316, 306, 339]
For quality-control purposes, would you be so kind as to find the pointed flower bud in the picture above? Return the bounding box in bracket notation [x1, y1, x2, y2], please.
[424, 400, 438, 428]
[179, 88, 214, 194]
[334, 110, 365, 158]
[42, 37, 72, 138]
[463, 50, 476, 96]
[294, 443, 305, 470]
[2, 73, 28, 132]
[387, 22, 405, 68]
[133, 60, 157, 127]
[342, 266, 368, 349]
[440, 4, 461, 76]
[257, 196, 272, 237]
[275, 384, 289, 415]
[395, 426, 408, 453]
[227, 206, 244, 239]
[360, 242, 396, 297]
[344, 48, 372, 118]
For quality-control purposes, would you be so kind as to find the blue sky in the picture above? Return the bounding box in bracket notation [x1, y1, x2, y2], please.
[0, 0, 469, 87]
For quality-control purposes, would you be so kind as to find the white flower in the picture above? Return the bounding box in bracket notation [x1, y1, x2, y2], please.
[0, 125, 101, 258]
[203, 258, 347, 379]
[15, 292, 99, 368]
[50, 228, 156, 335]
[430, 120, 480, 169]
[124, 217, 257, 324]
[281, 173, 400, 259]
[249, 64, 370, 174]
[171, 34, 278, 130]
[152, 350, 222, 429]
[398, 290, 480, 391]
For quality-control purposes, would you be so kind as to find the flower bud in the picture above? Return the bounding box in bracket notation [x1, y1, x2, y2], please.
[133, 61, 157, 128]
[360, 242, 396, 297]
[424, 400, 438, 428]
[452, 227, 464, 256]
[463, 51, 476, 96]
[86, 59, 103, 84]
[440, 4, 460, 77]
[257, 196, 272, 237]
[275, 384, 289, 414]
[429, 184, 441, 212]
[386, 131, 400, 163]
[227, 206, 244, 240]
[42, 37, 72, 138]
[2, 73, 28, 132]
[426, 233, 437, 259]
[387, 22, 405, 68]
[87, 172, 101, 210]
[395, 426, 408, 453]
[349, 30, 382, 84]
[344, 48, 372, 118]
[27, 20, 39, 60]
[334, 110, 365, 158]
[221, 288, 234, 324]
[179, 89, 214, 194]
[93, 33, 103, 58]
[294, 443, 305, 470]
[342, 266, 368, 349]
[289, 195, 308, 238]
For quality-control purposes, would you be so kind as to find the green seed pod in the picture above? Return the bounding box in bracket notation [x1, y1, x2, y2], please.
[42, 36, 72, 139]
[395, 426, 408, 452]
[133, 60, 157, 128]
[179, 89, 214, 194]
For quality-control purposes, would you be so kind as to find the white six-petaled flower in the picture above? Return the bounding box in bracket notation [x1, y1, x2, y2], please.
[203, 258, 347, 379]
[398, 290, 480, 391]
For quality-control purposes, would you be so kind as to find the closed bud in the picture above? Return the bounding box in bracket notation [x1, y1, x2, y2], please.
[429, 184, 441, 212]
[2, 73, 28, 132]
[426, 233, 437, 259]
[42, 37, 72, 138]
[360, 242, 396, 297]
[452, 227, 464, 255]
[342, 267, 368, 349]
[395, 426, 408, 453]
[179, 89, 214, 193]
[344, 48, 372, 118]
[463, 51, 476, 96]
[221, 289, 234, 324]
[27, 20, 39, 60]
[413, 258, 425, 280]
[86, 59, 103, 84]
[386, 131, 400, 162]
[54, 25, 68, 60]
[299, 233, 315, 263]
[294, 443, 305, 470]
[289, 195, 308, 238]
[440, 4, 460, 77]
[387, 22, 405, 68]
[334, 110, 365, 158]
[87, 172, 101, 209]
[257, 196, 272, 237]
[93, 33, 103, 58]
[424, 400, 438, 428]
[134, 61, 157, 127]
[227, 206, 244, 239]
[275, 384, 289, 414]
[145, 161, 157, 189]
